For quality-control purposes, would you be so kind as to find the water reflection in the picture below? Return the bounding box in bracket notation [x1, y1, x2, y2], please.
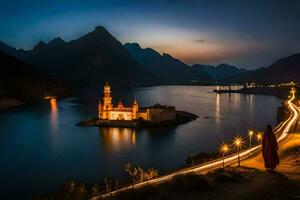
[132, 131, 136, 145]
[50, 98, 58, 133]
[99, 127, 136, 152]
[216, 93, 220, 125]
[0, 86, 281, 199]
[248, 94, 253, 125]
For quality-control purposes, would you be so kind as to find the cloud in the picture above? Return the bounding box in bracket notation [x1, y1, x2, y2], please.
[193, 39, 206, 43]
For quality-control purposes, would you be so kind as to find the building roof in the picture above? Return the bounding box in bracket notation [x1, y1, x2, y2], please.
[111, 107, 133, 112]
[140, 104, 175, 110]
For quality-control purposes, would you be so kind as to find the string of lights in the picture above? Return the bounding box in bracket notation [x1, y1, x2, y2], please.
[219, 87, 297, 166]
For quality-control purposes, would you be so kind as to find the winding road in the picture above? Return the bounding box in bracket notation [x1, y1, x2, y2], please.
[92, 89, 299, 200]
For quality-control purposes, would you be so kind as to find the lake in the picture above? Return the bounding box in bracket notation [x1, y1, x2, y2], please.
[0, 86, 282, 199]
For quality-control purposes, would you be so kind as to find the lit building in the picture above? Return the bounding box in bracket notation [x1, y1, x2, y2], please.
[98, 82, 176, 122]
[98, 82, 140, 120]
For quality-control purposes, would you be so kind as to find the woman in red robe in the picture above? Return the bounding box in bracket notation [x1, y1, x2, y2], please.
[262, 125, 279, 170]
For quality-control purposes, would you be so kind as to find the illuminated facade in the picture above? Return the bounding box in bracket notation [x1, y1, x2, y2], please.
[98, 82, 176, 122]
[98, 82, 144, 121]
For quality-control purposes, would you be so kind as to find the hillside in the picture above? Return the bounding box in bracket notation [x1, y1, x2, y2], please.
[124, 43, 211, 84]
[246, 53, 300, 84]
[222, 53, 300, 84]
[0, 50, 70, 104]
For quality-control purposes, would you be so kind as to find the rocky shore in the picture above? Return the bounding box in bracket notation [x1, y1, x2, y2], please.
[77, 111, 198, 127]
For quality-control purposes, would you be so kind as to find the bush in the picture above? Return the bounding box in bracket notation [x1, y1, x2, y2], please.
[210, 167, 255, 183]
[169, 173, 212, 192]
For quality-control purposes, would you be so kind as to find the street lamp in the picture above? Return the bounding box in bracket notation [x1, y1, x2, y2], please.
[234, 136, 243, 167]
[220, 143, 229, 168]
[256, 132, 263, 143]
[248, 130, 254, 153]
[291, 87, 296, 94]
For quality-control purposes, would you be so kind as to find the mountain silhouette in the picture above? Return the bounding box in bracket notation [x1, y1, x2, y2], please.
[0, 26, 156, 92]
[223, 53, 300, 84]
[250, 53, 300, 84]
[23, 26, 157, 90]
[192, 63, 246, 81]
[124, 42, 211, 84]
[1, 27, 299, 87]
[0, 50, 69, 102]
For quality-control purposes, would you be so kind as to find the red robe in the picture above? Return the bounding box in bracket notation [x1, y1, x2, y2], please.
[262, 130, 279, 169]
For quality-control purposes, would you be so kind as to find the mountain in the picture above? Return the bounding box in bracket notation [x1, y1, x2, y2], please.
[1, 26, 156, 92]
[25, 27, 156, 90]
[245, 53, 300, 84]
[192, 63, 247, 81]
[0, 41, 18, 56]
[220, 67, 265, 84]
[0, 41, 29, 58]
[124, 43, 211, 84]
[223, 53, 300, 84]
[0, 50, 70, 102]
[46, 37, 66, 48]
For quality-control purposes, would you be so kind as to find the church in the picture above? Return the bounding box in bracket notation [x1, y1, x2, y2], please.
[98, 82, 176, 122]
[98, 82, 144, 121]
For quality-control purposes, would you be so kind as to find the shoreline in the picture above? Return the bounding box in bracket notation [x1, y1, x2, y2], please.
[77, 110, 198, 127]
[213, 86, 298, 99]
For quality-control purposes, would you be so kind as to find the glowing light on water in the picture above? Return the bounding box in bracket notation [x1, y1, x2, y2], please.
[50, 98, 58, 133]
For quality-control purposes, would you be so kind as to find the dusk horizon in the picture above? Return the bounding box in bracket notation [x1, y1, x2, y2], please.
[1, 0, 300, 69]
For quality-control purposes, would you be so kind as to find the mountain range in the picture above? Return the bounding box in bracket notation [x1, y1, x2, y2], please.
[221, 53, 300, 84]
[191, 63, 246, 81]
[124, 43, 211, 84]
[0, 25, 299, 92]
[0, 27, 157, 92]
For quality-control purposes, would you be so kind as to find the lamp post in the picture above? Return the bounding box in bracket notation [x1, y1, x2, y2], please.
[256, 132, 263, 143]
[220, 143, 229, 168]
[248, 130, 254, 153]
[234, 136, 243, 167]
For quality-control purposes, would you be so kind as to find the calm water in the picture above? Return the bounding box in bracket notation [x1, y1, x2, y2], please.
[0, 86, 281, 199]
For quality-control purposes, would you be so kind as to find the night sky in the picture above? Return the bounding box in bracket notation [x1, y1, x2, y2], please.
[1, 0, 300, 69]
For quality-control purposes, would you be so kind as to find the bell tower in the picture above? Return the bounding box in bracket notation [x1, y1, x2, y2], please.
[100, 82, 113, 119]
[103, 82, 113, 110]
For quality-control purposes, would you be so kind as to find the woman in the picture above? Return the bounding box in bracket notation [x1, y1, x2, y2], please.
[262, 125, 279, 170]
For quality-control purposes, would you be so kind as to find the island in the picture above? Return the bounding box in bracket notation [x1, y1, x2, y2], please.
[77, 82, 197, 127]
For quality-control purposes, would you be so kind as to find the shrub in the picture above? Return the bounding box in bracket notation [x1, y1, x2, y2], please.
[169, 173, 212, 192]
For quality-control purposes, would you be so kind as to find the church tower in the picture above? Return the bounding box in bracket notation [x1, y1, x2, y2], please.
[101, 82, 113, 119]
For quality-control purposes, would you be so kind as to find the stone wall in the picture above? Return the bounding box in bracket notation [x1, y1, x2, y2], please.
[147, 106, 176, 122]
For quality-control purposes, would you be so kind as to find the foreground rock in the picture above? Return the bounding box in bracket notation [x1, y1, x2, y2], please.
[77, 111, 198, 127]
